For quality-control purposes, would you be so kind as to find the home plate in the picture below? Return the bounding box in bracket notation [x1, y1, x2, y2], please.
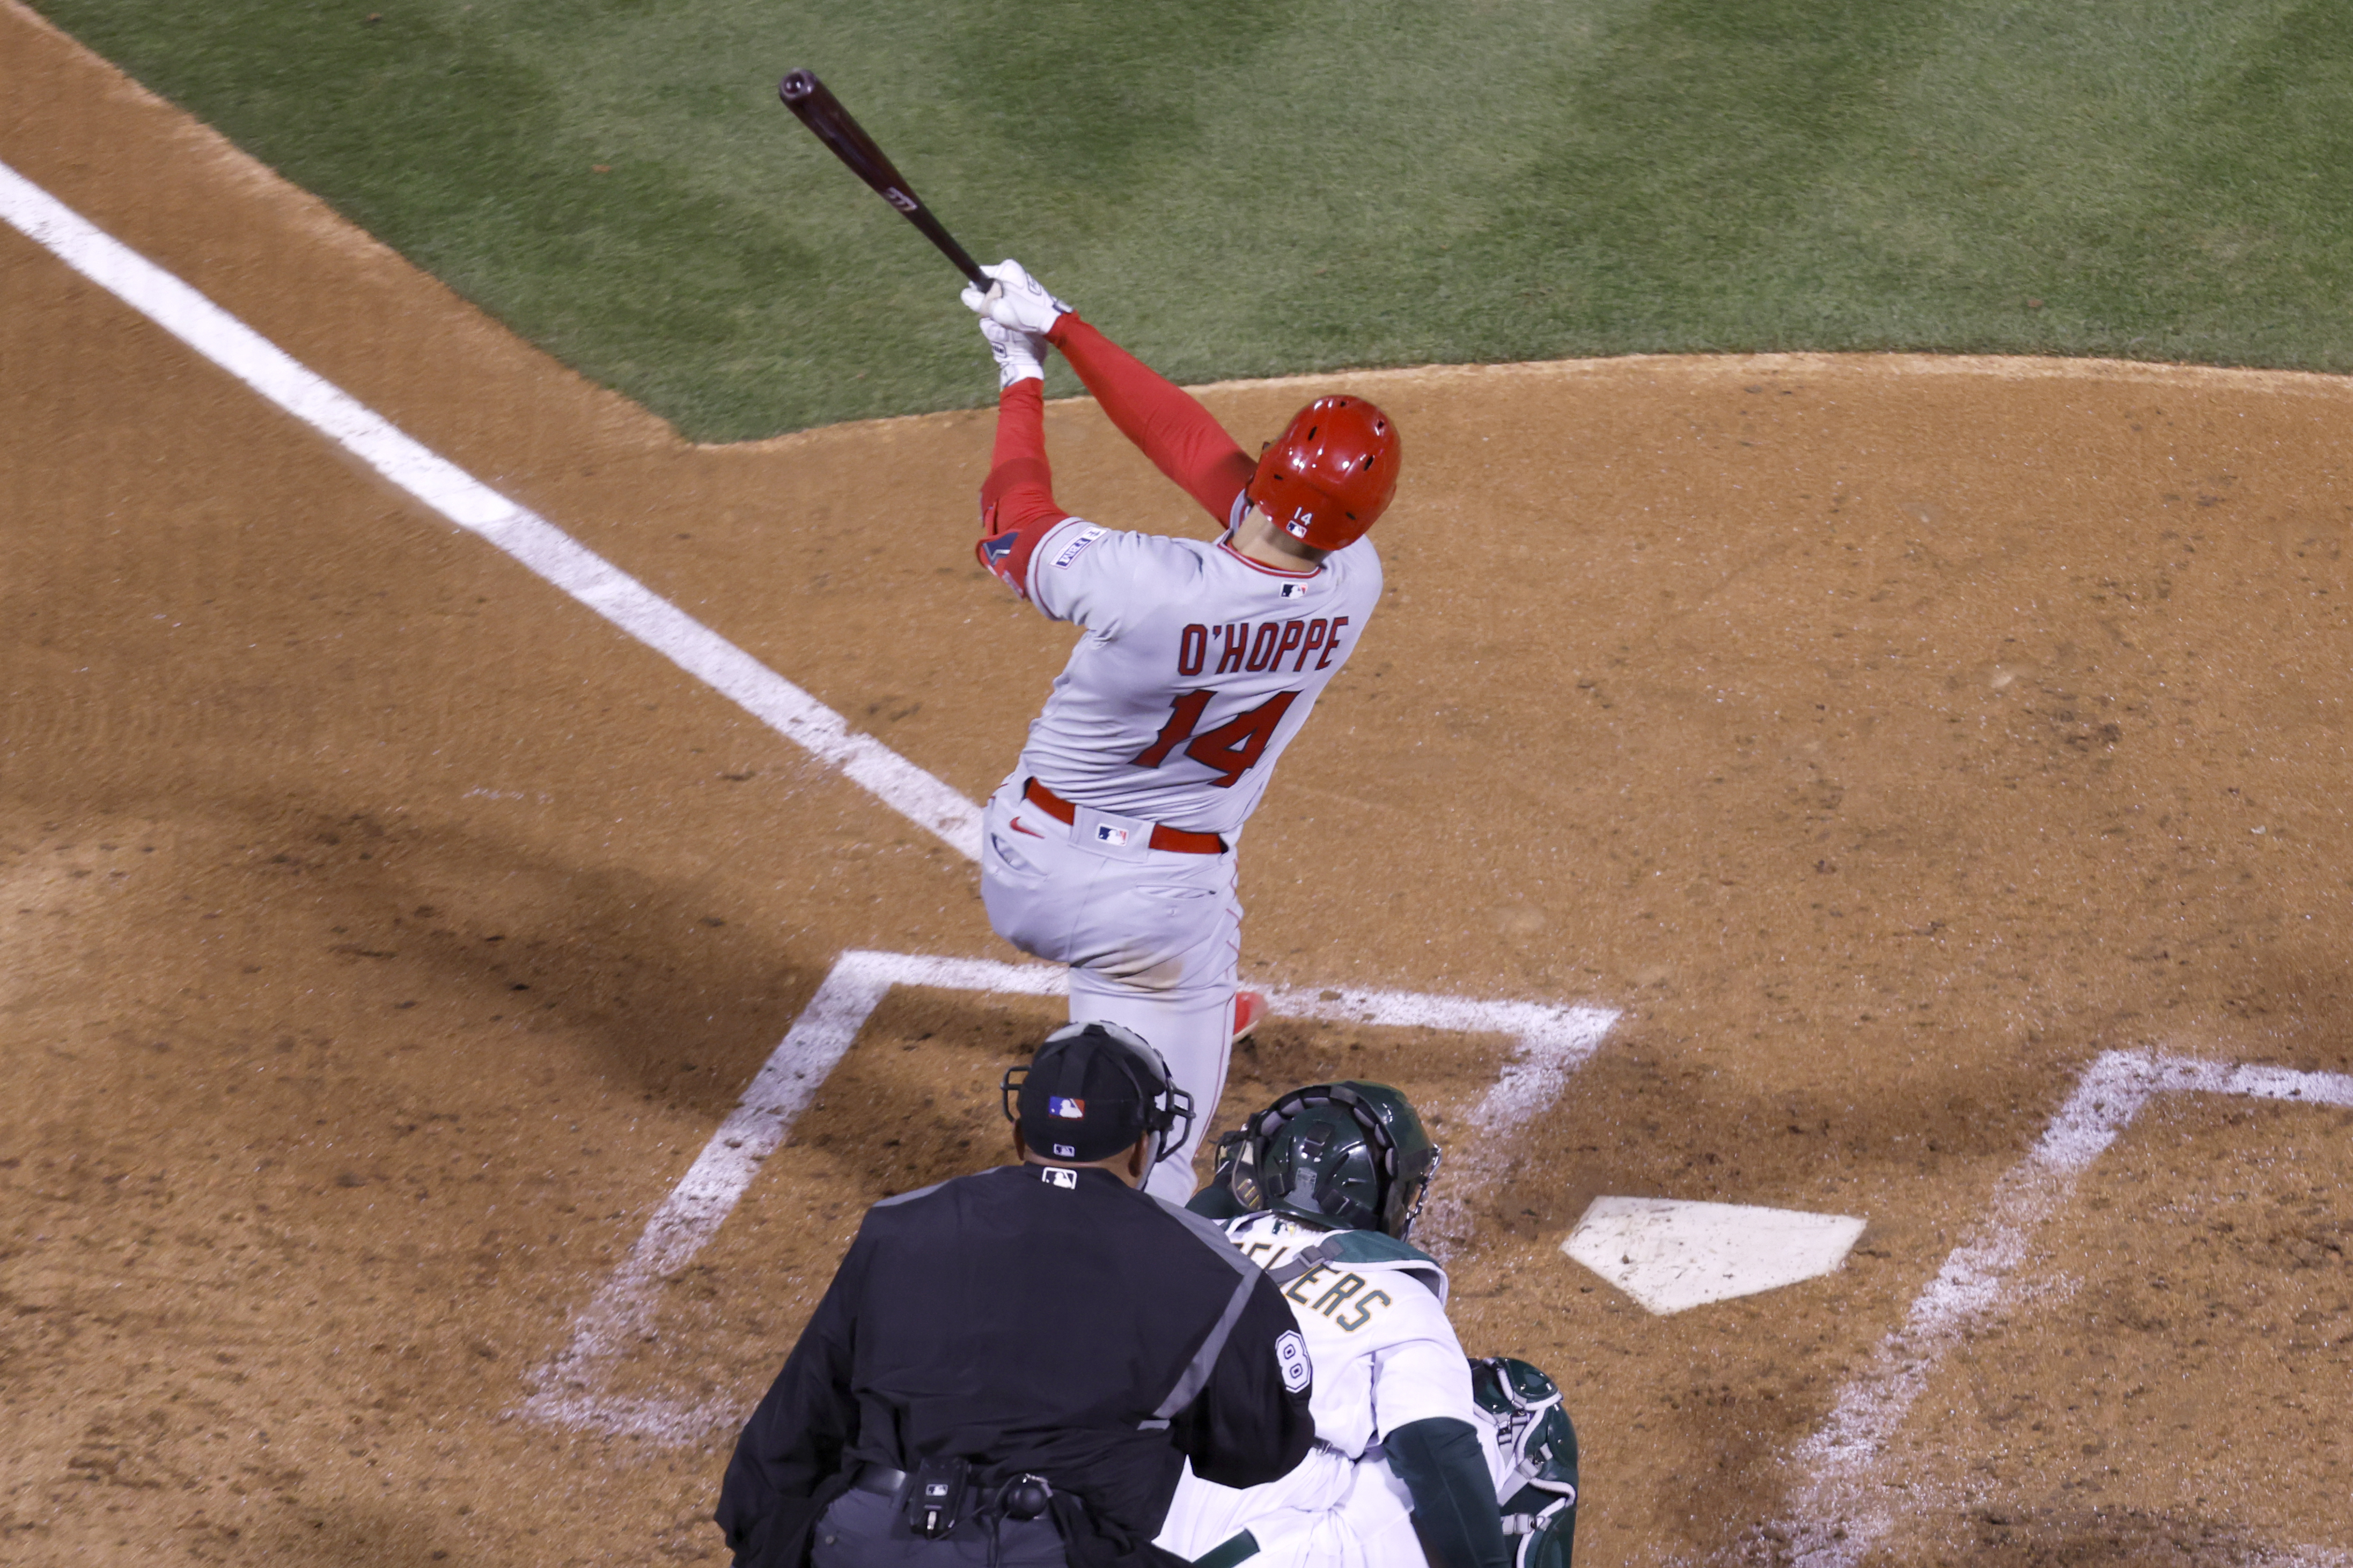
[1561, 1196, 1866, 1314]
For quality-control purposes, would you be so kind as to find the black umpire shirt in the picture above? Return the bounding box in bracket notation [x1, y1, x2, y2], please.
[716, 1162, 1315, 1568]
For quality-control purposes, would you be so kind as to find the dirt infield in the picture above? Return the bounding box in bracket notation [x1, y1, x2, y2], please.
[6, 6, 2352, 1566]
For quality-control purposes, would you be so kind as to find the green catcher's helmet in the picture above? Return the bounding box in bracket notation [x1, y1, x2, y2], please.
[1471, 1356, 1580, 1568]
[1212, 1081, 1440, 1239]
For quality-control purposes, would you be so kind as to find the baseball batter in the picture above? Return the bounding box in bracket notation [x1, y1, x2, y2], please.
[960, 261, 1401, 1199]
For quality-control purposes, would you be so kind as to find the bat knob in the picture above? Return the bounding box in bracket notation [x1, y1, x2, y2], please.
[780, 70, 818, 105]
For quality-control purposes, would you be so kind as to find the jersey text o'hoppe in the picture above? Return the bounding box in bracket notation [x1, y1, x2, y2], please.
[1178, 617, 1350, 678]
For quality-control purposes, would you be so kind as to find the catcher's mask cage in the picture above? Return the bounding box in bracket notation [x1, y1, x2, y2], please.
[1212, 1081, 1440, 1239]
[999, 1021, 1196, 1166]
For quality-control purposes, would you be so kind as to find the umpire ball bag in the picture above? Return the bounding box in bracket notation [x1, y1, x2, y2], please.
[1469, 1357, 1580, 1568]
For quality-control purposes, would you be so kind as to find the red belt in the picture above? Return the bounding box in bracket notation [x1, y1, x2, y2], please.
[1023, 778, 1227, 855]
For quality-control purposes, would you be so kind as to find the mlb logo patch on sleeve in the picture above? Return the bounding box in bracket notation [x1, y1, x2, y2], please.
[1050, 1096, 1086, 1119]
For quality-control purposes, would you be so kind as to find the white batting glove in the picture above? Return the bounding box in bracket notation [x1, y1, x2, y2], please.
[979, 316, 1046, 388]
[960, 259, 1071, 336]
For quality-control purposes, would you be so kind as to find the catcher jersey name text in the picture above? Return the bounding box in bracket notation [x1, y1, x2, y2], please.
[1239, 1245, 1394, 1334]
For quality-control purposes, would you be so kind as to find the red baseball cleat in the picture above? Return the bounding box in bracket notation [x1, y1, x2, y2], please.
[1231, 989, 1269, 1046]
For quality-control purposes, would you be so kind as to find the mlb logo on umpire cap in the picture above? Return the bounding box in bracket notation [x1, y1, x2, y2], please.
[1004, 1021, 1176, 1165]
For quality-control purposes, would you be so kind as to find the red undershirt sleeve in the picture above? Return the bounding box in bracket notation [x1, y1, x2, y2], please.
[975, 379, 1068, 600]
[1046, 313, 1258, 526]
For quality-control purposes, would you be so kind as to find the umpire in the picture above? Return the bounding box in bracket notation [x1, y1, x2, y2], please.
[715, 1021, 1317, 1568]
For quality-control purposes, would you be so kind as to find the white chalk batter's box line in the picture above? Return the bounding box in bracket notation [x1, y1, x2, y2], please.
[1778, 1050, 2353, 1568]
[518, 948, 1621, 1442]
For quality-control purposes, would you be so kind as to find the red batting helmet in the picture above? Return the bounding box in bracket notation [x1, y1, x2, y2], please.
[1244, 395, 1400, 551]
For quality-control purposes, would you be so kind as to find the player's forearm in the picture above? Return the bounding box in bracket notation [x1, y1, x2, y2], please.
[1046, 313, 1256, 524]
[975, 380, 1070, 595]
[1384, 1417, 1511, 1568]
[981, 380, 1062, 533]
[983, 379, 1054, 518]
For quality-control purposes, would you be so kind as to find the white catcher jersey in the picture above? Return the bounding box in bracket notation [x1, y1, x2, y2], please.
[1156, 1213, 1480, 1568]
[1214, 1211, 1477, 1456]
[1015, 508, 1382, 836]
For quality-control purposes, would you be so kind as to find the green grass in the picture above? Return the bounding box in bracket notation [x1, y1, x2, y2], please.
[30, 0, 2353, 439]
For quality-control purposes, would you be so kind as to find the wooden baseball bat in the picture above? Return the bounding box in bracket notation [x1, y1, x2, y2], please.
[778, 70, 989, 290]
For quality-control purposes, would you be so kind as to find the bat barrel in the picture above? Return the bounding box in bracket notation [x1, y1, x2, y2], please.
[778, 68, 990, 290]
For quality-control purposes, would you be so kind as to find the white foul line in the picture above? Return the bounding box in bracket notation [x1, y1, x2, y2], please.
[520, 948, 1619, 1440]
[0, 158, 984, 860]
[1780, 1050, 2353, 1568]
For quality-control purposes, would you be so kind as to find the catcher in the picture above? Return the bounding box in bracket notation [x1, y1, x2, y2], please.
[1159, 1084, 1581, 1568]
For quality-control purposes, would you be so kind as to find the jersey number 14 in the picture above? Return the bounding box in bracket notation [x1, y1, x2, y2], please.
[1133, 690, 1299, 788]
